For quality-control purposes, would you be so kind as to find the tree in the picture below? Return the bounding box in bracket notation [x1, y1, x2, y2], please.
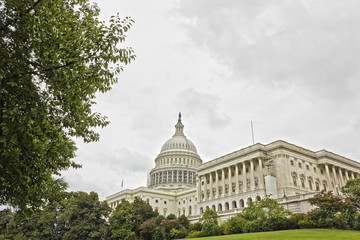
[131, 197, 158, 238]
[308, 191, 355, 218]
[109, 200, 135, 240]
[2, 191, 110, 239]
[342, 178, 360, 210]
[60, 192, 111, 240]
[199, 208, 218, 225]
[0, 0, 135, 212]
[240, 197, 291, 221]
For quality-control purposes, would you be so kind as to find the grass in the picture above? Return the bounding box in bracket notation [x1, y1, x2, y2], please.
[188, 229, 360, 240]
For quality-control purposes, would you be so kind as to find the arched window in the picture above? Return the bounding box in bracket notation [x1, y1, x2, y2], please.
[232, 200, 237, 209]
[239, 199, 244, 208]
[256, 196, 261, 201]
[315, 182, 320, 191]
[200, 207, 204, 214]
[212, 205, 216, 211]
[218, 203, 222, 212]
[322, 180, 327, 191]
[225, 202, 229, 210]
[300, 177, 305, 188]
[189, 206, 192, 215]
[247, 197, 252, 203]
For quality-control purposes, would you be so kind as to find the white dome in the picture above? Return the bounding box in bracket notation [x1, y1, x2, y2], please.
[160, 113, 197, 153]
[160, 135, 198, 153]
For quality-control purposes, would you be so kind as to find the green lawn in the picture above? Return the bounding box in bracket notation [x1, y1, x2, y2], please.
[188, 229, 360, 240]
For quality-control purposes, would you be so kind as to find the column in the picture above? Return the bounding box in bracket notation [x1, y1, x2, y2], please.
[332, 166, 339, 187]
[351, 172, 355, 179]
[345, 170, 350, 181]
[221, 168, 225, 197]
[235, 164, 239, 194]
[325, 164, 333, 191]
[258, 158, 264, 188]
[209, 172, 213, 200]
[250, 159, 255, 190]
[204, 174, 208, 201]
[228, 167, 232, 195]
[215, 171, 219, 198]
[242, 163, 247, 192]
[187, 170, 190, 183]
[197, 175, 202, 202]
[339, 169, 345, 187]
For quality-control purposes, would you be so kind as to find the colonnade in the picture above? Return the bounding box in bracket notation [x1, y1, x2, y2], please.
[197, 158, 264, 202]
[150, 170, 196, 186]
[324, 164, 359, 192]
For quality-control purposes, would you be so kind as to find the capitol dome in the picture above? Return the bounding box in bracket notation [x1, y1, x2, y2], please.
[149, 113, 202, 191]
[160, 115, 198, 153]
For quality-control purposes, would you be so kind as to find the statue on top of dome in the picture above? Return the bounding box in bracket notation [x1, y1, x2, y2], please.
[178, 112, 182, 122]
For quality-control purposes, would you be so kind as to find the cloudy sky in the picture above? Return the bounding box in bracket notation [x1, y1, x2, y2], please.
[62, 0, 360, 200]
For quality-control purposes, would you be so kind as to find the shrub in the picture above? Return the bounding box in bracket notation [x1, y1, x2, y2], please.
[201, 222, 215, 236]
[189, 222, 202, 232]
[224, 216, 247, 234]
[178, 215, 190, 229]
[169, 226, 187, 239]
[298, 220, 312, 229]
[187, 231, 208, 238]
[211, 224, 224, 236]
[244, 219, 262, 233]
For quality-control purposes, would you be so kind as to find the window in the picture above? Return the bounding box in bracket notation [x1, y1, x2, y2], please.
[298, 163, 302, 168]
[155, 200, 158, 203]
[292, 176, 297, 186]
[315, 182, 320, 191]
[164, 201, 167, 204]
[301, 178, 305, 188]
[314, 167, 317, 173]
[308, 180, 313, 190]
[306, 165, 310, 171]
[291, 160, 294, 166]
[246, 168, 249, 173]
[321, 169, 324, 175]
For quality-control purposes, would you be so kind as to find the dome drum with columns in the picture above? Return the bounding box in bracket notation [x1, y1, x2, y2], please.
[149, 113, 202, 191]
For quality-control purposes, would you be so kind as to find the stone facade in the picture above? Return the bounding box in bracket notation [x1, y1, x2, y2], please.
[106, 115, 360, 222]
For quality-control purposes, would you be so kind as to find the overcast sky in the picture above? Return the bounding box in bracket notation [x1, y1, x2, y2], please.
[62, 0, 360, 200]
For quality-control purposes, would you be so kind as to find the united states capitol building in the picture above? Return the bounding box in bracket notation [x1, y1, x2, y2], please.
[106, 114, 360, 221]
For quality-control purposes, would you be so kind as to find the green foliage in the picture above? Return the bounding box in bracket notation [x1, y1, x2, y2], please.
[1, 191, 110, 240]
[154, 215, 165, 225]
[0, 0, 135, 212]
[166, 213, 177, 220]
[61, 192, 111, 240]
[342, 178, 360, 210]
[240, 197, 291, 221]
[109, 200, 135, 240]
[308, 191, 356, 218]
[200, 208, 218, 225]
[223, 216, 247, 235]
[189, 222, 202, 232]
[187, 230, 208, 238]
[178, 215, 190, 229]
[298, 220, 312, 229]
[169, 226, 187, 239]
[131, 197, 158, 238]
[139, 218, 156, 240]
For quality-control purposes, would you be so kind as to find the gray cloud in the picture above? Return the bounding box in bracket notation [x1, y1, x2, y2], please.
[176, 88, 231, 128]
[176, 0, 360, 101]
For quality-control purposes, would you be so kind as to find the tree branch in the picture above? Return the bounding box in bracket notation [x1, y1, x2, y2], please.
[0, 0, 43, 32]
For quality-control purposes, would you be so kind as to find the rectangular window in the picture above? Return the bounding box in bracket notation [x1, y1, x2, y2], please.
[298, 163, 302, 168]
[290, 160, 294, 166]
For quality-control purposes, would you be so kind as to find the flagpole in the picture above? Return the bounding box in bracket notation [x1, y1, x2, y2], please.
[251, 121, 255, 145]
